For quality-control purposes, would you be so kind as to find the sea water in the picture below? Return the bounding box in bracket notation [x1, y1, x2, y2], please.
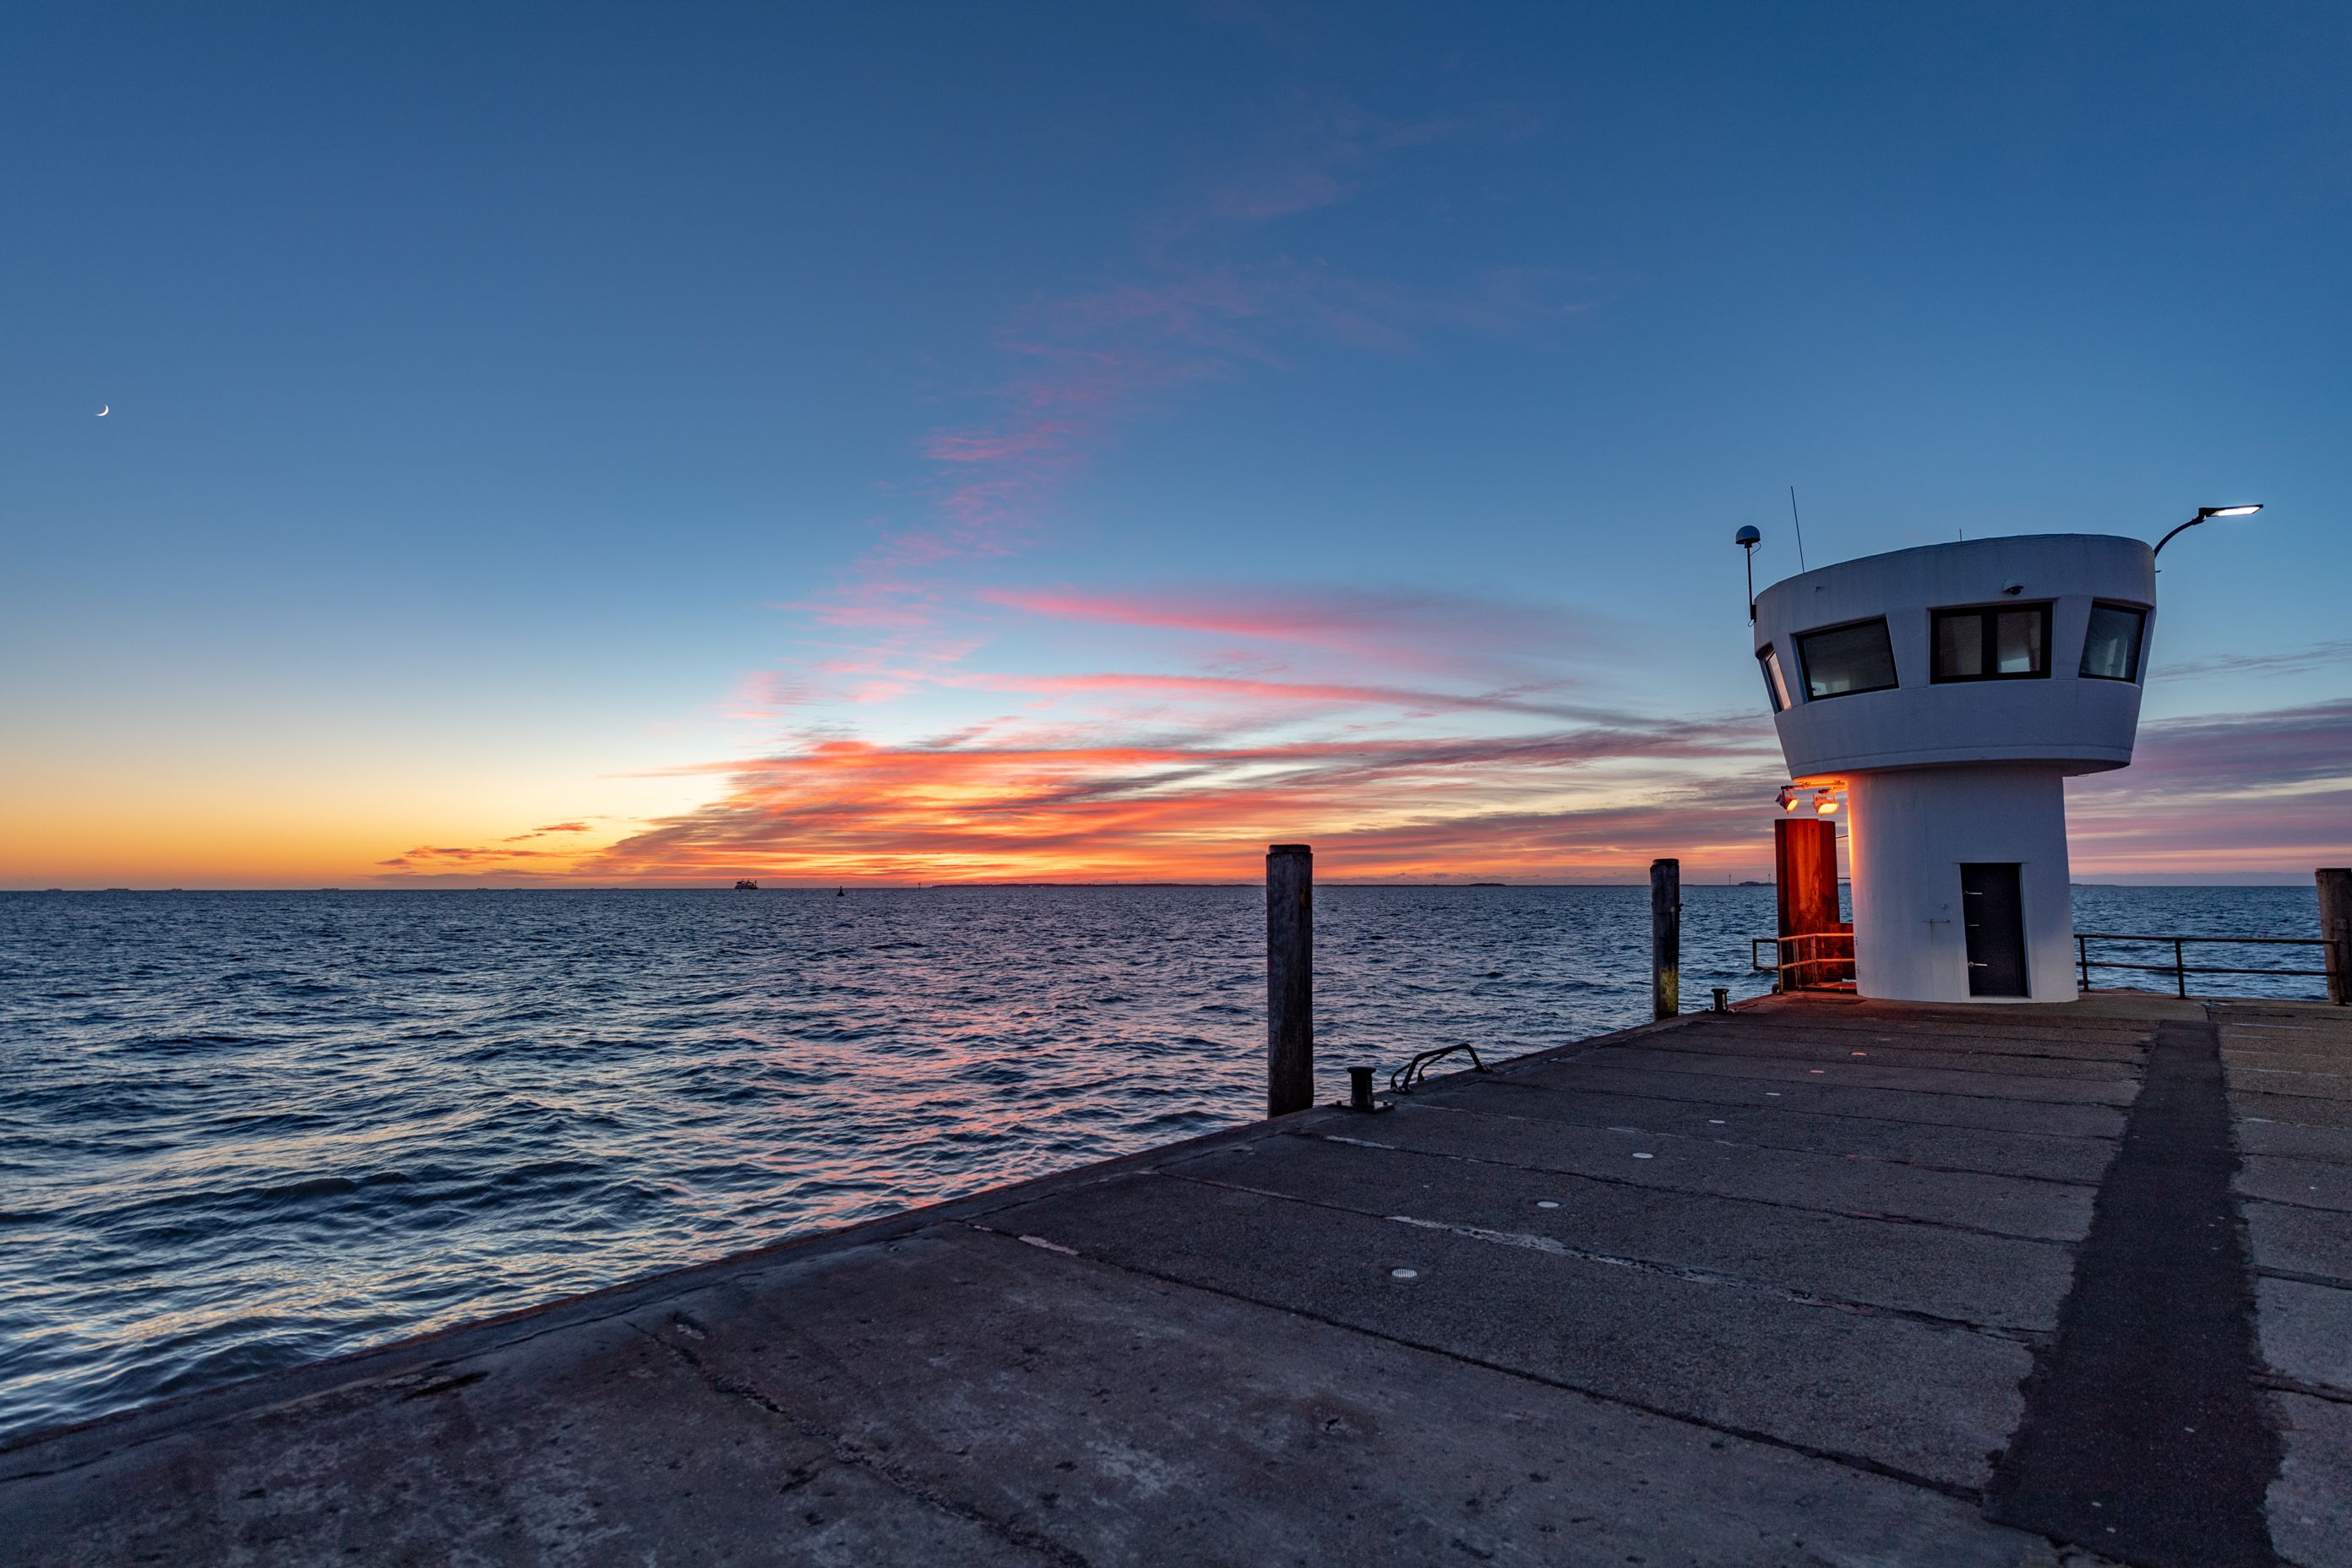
[0, 883, 2323, 1442]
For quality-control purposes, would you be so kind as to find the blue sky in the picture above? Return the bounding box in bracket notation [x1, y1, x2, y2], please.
[4, 2, 2347, 885]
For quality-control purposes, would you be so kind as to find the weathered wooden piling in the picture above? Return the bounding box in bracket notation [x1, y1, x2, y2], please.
[1650, 857, 1680, 1020]
[2320, 867, 2352, 1005]
[1266, 844, 1314, 1114]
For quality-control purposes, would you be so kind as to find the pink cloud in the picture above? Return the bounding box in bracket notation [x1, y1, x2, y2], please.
[2066, 699, 2352, 875]
[2090, 699, 2352, 792]
[399, 693, 2351, 885]
[1211, 167, 1357, 221]
[378, 845, 569, 869]
[2156, 639, 2352, 681]
[564, 710, 1783, 886]
[979, 582, 1595, 682]
[944, 669, 1636, 726]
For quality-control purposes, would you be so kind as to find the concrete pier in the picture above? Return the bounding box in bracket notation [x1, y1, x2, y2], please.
[4, 994, 2347, 1565]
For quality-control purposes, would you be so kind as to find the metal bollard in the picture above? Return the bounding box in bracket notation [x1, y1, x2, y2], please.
[1348, 1065, 1375, 1111]
[1711, 986, 1730, 1013]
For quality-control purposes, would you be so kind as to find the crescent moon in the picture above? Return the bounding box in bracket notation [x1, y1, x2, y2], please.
[96, 406, 108, 416]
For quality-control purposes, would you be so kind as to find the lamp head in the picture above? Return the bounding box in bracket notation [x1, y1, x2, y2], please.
[2156, 503, 2265, 558]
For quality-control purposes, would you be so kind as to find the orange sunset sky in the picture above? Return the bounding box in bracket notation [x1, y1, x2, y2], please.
[8, 7, 2349, 889]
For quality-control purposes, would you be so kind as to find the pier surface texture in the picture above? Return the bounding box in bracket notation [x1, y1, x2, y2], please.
[5, 994, 2348, 1566]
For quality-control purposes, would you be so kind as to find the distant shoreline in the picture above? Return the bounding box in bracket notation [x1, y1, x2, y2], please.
[4, 881, 2322, 894]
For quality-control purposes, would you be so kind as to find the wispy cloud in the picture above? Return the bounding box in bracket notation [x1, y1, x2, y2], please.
[1175, 95, 1538, 234]
[2095, 698, 2352, 792]
[2067, 699, 2352, 874]
[940, 670, 1634, 727]
[983, 583, 1571, 654]
[365, 89, 2321, 886]
[805, 93, 1587, 654]
[377, 844, 570, 870]
[576, 716, 1783, 885]
[375, 690, 2352, 884]
[2155, 639, 2352, 682]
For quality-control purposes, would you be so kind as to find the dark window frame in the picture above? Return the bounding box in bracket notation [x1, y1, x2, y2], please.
[1794, 616, 1901, 701]
[1930, 601, 2055, 683]
[2079, 600, 2149, 683]
[1757, 643, 1791, 712]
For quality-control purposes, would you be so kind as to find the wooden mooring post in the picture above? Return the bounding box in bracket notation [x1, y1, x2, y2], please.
[2321, 867, 2352, 1006]
[1651, 857, 1680, 1021]
[1266, 844, 1315, 1114]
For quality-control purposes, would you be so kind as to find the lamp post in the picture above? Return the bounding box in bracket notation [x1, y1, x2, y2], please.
[2153, 504, 2262, 559]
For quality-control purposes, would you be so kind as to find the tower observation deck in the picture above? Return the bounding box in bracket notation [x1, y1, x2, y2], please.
[1751, 533, 2155, 1003]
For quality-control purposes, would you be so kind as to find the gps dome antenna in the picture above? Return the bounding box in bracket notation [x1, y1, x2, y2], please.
[1735, 525, 1762, 623]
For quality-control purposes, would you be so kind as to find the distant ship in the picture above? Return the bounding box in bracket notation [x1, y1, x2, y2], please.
[734, 879, 759, 891]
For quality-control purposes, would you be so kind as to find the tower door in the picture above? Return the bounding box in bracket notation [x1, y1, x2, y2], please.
[1960, 863, 2028, 997]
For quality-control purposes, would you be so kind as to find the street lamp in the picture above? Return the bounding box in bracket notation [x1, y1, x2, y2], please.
[2152, 504, 2263, 559]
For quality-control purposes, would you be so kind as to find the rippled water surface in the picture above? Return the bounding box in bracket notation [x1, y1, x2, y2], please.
[0, 883, 2325, 1442]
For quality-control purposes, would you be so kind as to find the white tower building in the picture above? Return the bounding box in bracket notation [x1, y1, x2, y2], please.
[1751, 534, 2155, 1003]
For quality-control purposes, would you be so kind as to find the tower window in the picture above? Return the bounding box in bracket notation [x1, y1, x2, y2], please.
[2081, 602, 2148, 682]
[1931, 603, 2051, 682]
[1758, 644, 1792, 712]
[1794, 618, 1899, 700]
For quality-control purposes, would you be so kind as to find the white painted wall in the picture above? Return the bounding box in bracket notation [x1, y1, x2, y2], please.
[1749, 533, 2155, 1004]
[1847, 766, 2077, 1002]
[1754, 534, 2154, 781]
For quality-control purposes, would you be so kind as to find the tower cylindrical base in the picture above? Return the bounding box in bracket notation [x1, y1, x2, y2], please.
[1846, 765, 2077, 1004]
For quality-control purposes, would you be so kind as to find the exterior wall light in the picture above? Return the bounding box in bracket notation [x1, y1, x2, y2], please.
[1777, 786, 1800, 812]
[1814, 792, 1841, 816]
[2153, 504, 2264, 558]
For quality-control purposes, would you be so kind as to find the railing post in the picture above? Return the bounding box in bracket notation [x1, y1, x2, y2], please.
[1266, 844, 1314, 1115]
[2320, 868, 2352, 1006]
[1651, 858, 1680, 1021]
[2175, 936, 2187, 999]
[2077, 934, 2088, 992]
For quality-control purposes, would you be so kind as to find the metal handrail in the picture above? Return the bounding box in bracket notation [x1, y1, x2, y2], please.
[1750, 929, 1855, 988]
[1750, 931, 1854, 955]
[1747, 928, 2329, 1000]
[2077, 931, 2322, 946]
[2075, 931, 2329, 999]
